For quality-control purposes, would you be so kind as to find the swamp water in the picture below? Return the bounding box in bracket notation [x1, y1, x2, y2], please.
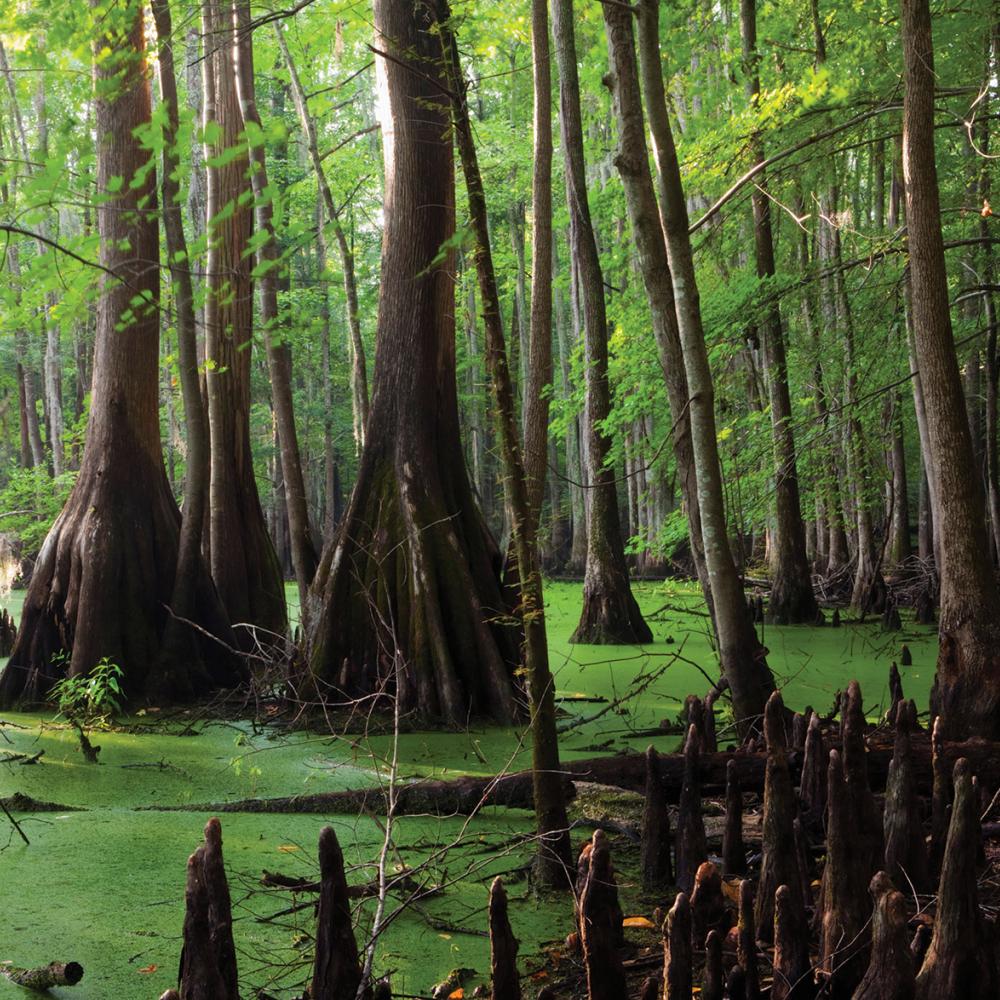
[0, 581, 935, 997]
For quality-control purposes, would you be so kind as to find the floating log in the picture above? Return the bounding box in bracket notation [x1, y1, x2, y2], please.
[853, 872, 914, 1000]
[312, 826, 363, 1000]
[663, 891, 692, 1000]
[489, 877, 520, 1000]
[675, 724, 707, 894]
[178, 819, 239, 1000]
[756, 692, 806, 943]
[1, 962, 83, 989]
[722, 759, 746, 877]
[641, 746, 672, 891]
[915, 759, 1000, 999]
[579, 830, 626, 999]
[883, 700, 927, 890]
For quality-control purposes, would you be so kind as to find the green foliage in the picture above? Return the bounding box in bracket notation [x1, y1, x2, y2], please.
[0, 467, 77, 560]
[51, 655, 125, 725]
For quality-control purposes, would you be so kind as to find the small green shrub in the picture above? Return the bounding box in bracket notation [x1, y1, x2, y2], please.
[51, 655, 125, 726]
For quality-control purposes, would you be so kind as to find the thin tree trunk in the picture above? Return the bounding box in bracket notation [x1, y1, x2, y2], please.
[552, 0, 651, 645]
[202, 0, 286, 640]
[740, 0, 816, 624]
[636, 0, 775, 730]
[902, 0, 1000, 738]
[233, 0, 318, 617]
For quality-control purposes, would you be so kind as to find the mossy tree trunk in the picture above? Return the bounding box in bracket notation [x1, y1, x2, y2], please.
[0, 0, 239, 708]
[307, 0, 519, 725]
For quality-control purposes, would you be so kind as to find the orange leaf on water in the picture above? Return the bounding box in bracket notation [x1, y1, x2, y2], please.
[622, 916, 655, 929]
[138, 965, 158, 975]
[448, 989, 464, 999]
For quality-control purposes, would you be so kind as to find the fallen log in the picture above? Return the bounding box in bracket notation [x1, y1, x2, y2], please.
[137, 734, 1000, 817]
[1, 961, 83, 989]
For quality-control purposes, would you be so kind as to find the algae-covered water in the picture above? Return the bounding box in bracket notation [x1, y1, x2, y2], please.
[0, 581, 936, 998]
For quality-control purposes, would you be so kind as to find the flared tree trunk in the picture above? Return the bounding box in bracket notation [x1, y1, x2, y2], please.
[307, 0, 519, 725]
[902, 0, 1000, 738]
[202, 0, 286, 641]
[0, 1, 239, 708]
[552, 0, 651, 646]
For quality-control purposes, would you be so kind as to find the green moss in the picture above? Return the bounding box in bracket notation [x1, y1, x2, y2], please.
[0, 581, 936, 996]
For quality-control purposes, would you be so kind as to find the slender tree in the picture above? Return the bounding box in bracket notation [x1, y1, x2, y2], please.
[552, 0, 651, 645]
[902, 0, 1000, 737]
[202, 0, 286, 641]
[635, 0, 776, 728]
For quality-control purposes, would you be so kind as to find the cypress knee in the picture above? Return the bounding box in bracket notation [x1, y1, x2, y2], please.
[819, 750, 871, 999]
[489, 877, 520, 1000]
[799, 711, 827, 829]
[704, 686, 719, 753]
[853, 871, 915, 1000]
[841, 681, 883, 875]
[915, 759, 1000, 999]
[772, 884, 811, 1000]
[675, 724, 707, 893]
[312, 826, 363, 1000]
[929, 716, 950, 876]
[663, 891, 693, 1000]
[641, 745, 673, 890]
[690, 861, 727, 945]
[579, 830, 627, 998]
[883, 700, 927, 890]
[756, 691, 806, 941]
[722, 758, 746, 877]
[887, 663, 904, 724]
[702, 928, 724, 1000]
[737, 880, 760, 1000]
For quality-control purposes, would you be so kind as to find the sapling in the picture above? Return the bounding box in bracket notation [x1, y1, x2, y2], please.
[50, 655, 124, 763]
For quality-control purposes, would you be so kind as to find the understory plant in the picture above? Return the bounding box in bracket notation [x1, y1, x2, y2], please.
[50, 655, 124, 763]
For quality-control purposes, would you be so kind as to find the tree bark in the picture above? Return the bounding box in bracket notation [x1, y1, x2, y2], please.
[232, 0, 318, 618]
[202, 0, 287, 642]
[552, 0, 651, 645]
[307, 0, 520, 726]
[902, 0, 1000, 738]
[0, 0, 239, 708]
[636, 0, 776, 730]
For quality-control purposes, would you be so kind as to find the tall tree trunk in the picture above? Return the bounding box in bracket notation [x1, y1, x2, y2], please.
[603, 1, 714, 616]
[202, 0, 287, 641]
[636, 0, 775, 730]
[441, 4, 573, 885]
[307, 0, 520, 725]
[232, 0, 318, 617]
[552, 0, 651, 645]
[889, 393, 912, 567]
[740, 0, 817, 624]
[316, 196, 338, 544]
[902, 0, 1000, 738]
[0, 1, 239, 708]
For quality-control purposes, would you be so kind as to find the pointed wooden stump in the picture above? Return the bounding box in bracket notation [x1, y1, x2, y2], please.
[818, 750, 871, 999]
[929, 716, 951, 877]
[663, 890, 692, 1000]
[177, 818, 239, 1000]
[489, 877, 520, 1000]
[887, 662, 904, 724]
[883, 699, 927, 890]
[702, 928, 724, 1000]
[915, 759, 1000, 999]
[675, 724, 707, 894]
[772, 884, 811, 1000]
[799, 711, 827, 829]
[755, 691, 806, 943]
[690, 861, 727, 945]
[641, 745, 673, 891]
[703, 687, 719, 753]
[722, 758, 746, 877]
[841, 680, 883, 877]
[853, 871, 915, 1000]
[312, 826, 363, 1000]
[579, 830, 627, 998]
[737, 880, 760, 1000]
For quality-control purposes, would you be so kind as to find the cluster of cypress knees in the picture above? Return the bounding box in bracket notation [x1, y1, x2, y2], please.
[158, 667, 996, 999]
